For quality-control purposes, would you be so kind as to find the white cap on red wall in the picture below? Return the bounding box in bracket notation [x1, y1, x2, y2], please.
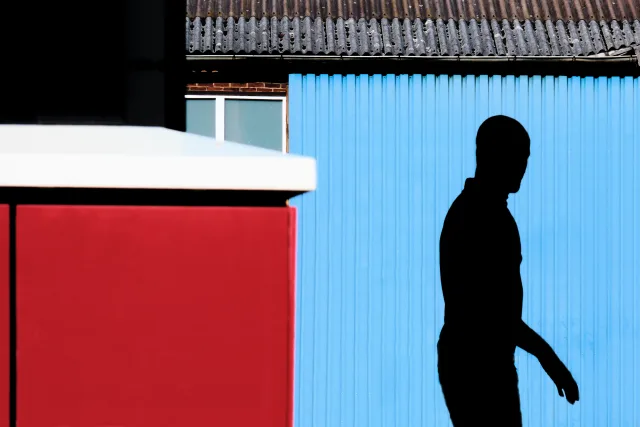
[0, 125, 316, 193]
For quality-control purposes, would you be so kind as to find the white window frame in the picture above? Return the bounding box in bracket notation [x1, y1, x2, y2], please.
[185, 94, 287, 153]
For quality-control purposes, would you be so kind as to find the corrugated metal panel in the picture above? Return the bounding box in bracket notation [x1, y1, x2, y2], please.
[289, 74, 640, 426]
[186, 15, 640, 56]
[186, 0, 640, 21]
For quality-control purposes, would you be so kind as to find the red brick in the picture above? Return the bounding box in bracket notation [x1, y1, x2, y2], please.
[186, 82, 288, 94]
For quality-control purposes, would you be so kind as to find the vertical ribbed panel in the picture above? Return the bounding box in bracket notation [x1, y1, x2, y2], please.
[289, 74, 640, 427]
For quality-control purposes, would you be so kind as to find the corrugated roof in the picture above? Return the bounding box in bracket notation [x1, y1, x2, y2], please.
[186, 16, 640, 57]
[186, 0, 640, 22]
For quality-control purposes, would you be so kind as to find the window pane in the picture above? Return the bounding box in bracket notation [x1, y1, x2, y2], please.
[224, 99, 283, 151]
[186, 99, 216, 138]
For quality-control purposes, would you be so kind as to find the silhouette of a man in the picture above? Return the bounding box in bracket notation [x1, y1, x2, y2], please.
[437, 115, 579, 426]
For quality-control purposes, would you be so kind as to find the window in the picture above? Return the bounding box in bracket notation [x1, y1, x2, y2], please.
[186, 95, 286, 152]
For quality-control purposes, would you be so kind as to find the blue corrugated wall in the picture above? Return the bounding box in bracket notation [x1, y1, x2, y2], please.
[288, 74, 640, 427]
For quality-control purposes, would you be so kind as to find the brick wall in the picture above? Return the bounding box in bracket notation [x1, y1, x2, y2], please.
[186, 82, 287, 94]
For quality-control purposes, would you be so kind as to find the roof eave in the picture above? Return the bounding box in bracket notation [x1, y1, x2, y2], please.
[187, 54, 638, 64]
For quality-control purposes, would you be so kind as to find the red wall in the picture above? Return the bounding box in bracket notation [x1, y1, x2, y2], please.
[0, 206, 8, 427]
[16, 205, 296, 427]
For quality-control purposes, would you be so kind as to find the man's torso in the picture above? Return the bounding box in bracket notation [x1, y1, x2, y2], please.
[438, 178, 524, 357]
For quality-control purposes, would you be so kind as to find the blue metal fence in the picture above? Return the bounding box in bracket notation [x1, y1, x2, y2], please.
[289, 74, 640, 427]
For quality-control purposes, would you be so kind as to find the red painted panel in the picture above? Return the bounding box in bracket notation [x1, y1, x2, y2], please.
[17, 205, 295, 427]
[0, 206, 8, 427]
[286, 209, 296, 427]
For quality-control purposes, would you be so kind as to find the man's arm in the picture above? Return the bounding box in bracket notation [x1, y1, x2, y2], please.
[515, 319, 555, 360]
[516, 320, 580, 404]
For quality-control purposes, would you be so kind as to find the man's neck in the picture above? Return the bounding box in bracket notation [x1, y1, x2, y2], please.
[470, 174, 509, 202]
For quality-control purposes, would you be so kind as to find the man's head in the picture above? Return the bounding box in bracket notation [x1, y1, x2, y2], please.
[475, 115, 531, 194]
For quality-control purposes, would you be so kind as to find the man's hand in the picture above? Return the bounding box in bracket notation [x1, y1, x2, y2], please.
[515, 321, 580, 404]
[541, 356, 580, 404]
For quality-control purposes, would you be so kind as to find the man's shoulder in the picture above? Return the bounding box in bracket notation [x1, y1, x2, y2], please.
[442, 190, 506, 238]
[441, 193, 473, 241]
[444, 191, 475, 223]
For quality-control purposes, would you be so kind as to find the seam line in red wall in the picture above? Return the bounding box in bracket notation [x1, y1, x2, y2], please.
[8, 204, 16, 427]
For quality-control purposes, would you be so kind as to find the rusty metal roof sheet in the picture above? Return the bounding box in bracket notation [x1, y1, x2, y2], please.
[186, 0, 640, 22]
[186, 15, 640, 57]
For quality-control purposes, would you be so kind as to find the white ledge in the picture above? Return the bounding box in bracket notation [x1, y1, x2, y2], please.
[0, 125, 317, 192]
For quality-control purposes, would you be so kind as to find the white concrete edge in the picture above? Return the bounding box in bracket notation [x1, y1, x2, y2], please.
[0, 154, 317, 192]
